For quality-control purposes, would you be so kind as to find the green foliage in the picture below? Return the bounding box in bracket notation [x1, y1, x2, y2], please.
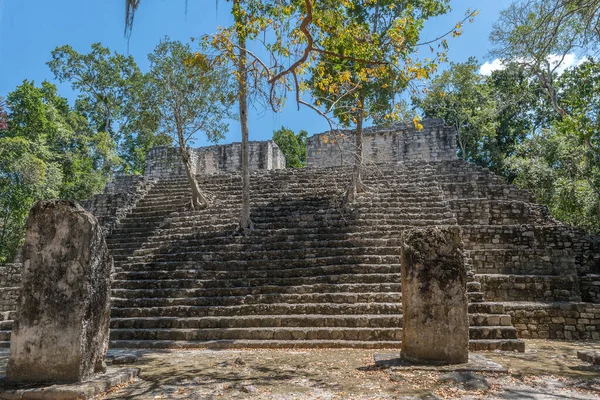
[48, 43, 141, 137]
[0, 81, 108, 262]
[414, 55, 600, 232]
[120, 73, 172, 174]
[415, 57, 498, 165]
[272, 127, 307, 168]
[506, 130, 599, 233]
[489, 0, 600, 118]
[308, 0, 454, 128]
[484, 63, 549, 176]
[48, 43, 166, 173]
[148, 38, 236, 147]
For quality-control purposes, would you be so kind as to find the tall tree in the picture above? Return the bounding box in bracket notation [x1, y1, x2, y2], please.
[233, 0, 253, 231]
[506, 129, 599, 233]
[489, 0, 598, 119]
[554, 58, 600, 220]
[148, 38, 235, 210]
[120, 73, 172, 174]
[48, 43, 141, 137]
[126, 0, 262, 231]
[0, 81, 108, 261]
[414, 57, 498, 164]
[48, 43, 151, 172]
[307, 0, 459, 203]
[484, 63, 548, 175]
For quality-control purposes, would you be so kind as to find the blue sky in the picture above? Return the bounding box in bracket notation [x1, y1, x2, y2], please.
[0, 0, 508, 146]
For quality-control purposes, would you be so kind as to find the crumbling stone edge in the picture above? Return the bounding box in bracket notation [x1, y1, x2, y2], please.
[0, 367, 140, 400]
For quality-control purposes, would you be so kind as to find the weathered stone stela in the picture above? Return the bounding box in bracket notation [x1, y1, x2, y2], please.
[401, 226, 469, 364]
[7, 200, 112, 384]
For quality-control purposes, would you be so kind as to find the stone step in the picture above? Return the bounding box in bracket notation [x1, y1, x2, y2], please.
[107, 228, 407, 244]
[0, 312, 15, 322]
[107, 338, 525, 351]
[111, 282, 401, 298]
[110, 302, 401, 318]
[116, 221, 456, 239]
[113, 264, 400, 280]
[109, 339, 402, 349]
[109, 230, 405, 244]
[111, 292, 401, 307]
[124, 256, 402, 270]
[0, 320, 13, 330]
[468, 339, 525, 352]
[110, 314, 403, 329]
[0, 326, 524, 352]
[141, 188, 445, 203]
[112, 273, 401, 290]
[467, 292, 485, 302]
[468, 302, 506, 314]
[468, 326, 518, 340]
[120, 257, 403, 271]
[469, 313, 513, 326]
[109, 327, 403, 341]
[132, 246, 400, 260]
[109, 237, 404, 252]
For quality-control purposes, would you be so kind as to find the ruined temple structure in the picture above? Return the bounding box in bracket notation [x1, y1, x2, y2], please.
[0, 119, 599, 351]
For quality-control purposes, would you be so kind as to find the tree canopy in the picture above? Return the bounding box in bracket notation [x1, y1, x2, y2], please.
[273, 127, 308, 168]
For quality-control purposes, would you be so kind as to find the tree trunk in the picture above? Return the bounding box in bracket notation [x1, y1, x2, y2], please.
[237, 13, 253, 231]
[537, 70, 568, 119]
[344, 102, 366, 204]
[178, 133, 209, 210]
[104, 107, 111, 134]
[457, 127, 466, 160]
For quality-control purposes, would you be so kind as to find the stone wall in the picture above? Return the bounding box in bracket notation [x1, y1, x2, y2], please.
[461, 225, 597, 277]
[145, 141, 286, 179]
[470, 249, 575, 276]
[581, 275, 600, 303]
[0, 263, 21, 312]
[80, 175, 155, 234]
[145, 147, 191, 178]
[505, 302, 600, 340]
[478, 274, 581, 302]
[450, 200, 553, 226]
[306, 119, 457, 168]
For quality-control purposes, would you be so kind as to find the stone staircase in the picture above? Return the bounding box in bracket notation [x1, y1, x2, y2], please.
[434, 160, 597, 325]
[108, 161, 523, 350]
[0, 161, 524, 351]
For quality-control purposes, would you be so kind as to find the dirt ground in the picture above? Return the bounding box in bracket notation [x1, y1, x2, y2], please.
[97, 340, 600, 399]
[1, 340, 599, 399]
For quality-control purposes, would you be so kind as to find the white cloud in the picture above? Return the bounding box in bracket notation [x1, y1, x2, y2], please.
[547, 53, 582, 75]
[479, 54, 588, 76]
[479, 59, 505, 76]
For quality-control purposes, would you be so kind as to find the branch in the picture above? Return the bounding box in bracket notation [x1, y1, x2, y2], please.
[416, 10, 478, 47]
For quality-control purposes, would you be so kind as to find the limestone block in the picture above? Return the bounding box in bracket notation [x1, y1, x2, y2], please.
[400, 226, 469, 364]
[7, 200, 112, 384]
